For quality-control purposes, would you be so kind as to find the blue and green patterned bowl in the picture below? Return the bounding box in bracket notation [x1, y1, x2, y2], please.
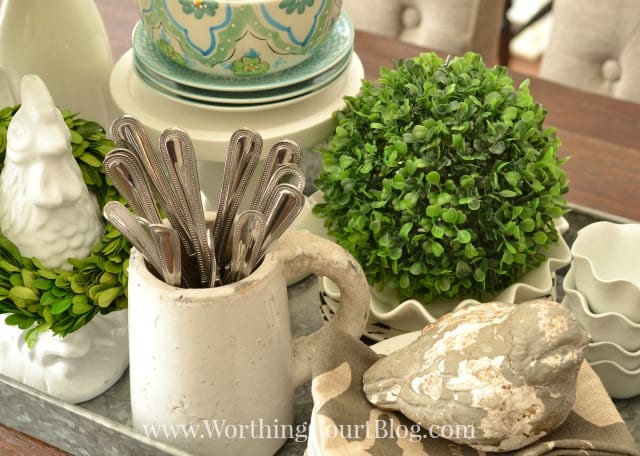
[137, 0, 343, 77]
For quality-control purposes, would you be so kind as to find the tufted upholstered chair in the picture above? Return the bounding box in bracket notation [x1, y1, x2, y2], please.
[540, 0, 640, 103]
[341, 0, 507, 65]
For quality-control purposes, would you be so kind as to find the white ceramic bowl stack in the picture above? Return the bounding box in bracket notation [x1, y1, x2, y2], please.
[563, 221, 640, 398]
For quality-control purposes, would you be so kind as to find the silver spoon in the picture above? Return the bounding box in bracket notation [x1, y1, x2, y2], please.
[227, 210, 266, 284]
[103, 201, 165, 281]
[257, 183, 305, 263]
[206, 227, 218, 287]
[159, 128, 211, 287]
[212, 128, 262, 272]
[148, 223, 182, 287]
[250, 140, 302, 211]
[110, 115, 167, 193]
[255, 164, 305, 214]
[111, 116, 196, 261]
[102, 148, 162, 225]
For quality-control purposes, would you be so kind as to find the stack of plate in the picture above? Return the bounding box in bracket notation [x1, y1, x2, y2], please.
[130, 13, 355, 112]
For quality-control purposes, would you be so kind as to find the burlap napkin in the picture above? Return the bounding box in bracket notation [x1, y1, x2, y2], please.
[310, 325, 639, 456]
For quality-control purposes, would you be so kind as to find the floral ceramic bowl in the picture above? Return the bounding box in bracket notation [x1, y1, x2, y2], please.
[571, 221, 640, 323]
[137, 0, 343, 77]
[562, 265, 640, 352]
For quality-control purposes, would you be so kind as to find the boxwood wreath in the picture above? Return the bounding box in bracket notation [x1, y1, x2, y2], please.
[0, 105, 129, 346]
[313, 52, 569, 305]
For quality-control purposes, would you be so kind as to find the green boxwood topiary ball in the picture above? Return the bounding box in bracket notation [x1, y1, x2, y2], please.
[313, 52, 569, 305]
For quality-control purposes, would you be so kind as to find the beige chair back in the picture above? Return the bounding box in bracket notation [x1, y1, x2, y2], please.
[342, 0, 506, 65]
[540, 0, 640, 103]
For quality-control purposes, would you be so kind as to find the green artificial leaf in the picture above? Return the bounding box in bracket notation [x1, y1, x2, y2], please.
[97, 287, 121, 308]
[456, 261, 471, 278]
[505, 171, 521, 187]
[25, 324, 49, 348]
[456, 230, 472, 244]
[51, 297, 73, 315]
[0, 258, 19, 273]
[459, 175, 475, 189]
[442, 208, 458, 224]
[399, 222, 413, 240]
[9, 286, 38, 303]
[0, 237, 23, 263]
[499, 190, 517, 198]
[72, 294, 93, 315]
[431, 224, 445, 239]
[409, 262, 424, 275]
[426, 205, 442, 218]
[426, 171, 440, 185]
[474, 268, 486, 282]
[389, 247, 403, 261]
[5, 313, 28, 326]
[533, 231, 548, 244]
[431, 242, 445, 257]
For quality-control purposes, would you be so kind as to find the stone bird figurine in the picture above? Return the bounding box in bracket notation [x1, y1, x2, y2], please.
[0, 74, 103, 270]
[363, 299, 590, 452]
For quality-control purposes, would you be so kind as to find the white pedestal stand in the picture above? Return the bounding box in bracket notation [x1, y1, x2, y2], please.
[109, 50, 364, 204]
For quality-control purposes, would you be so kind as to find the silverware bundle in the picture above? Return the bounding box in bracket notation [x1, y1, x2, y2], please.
[103, 115, 305, 288]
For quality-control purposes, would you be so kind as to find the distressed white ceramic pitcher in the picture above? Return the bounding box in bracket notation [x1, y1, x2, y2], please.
[128, 229, 369, 456]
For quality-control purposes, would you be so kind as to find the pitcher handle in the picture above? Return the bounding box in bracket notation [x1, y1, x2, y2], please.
[269, 229, 370, 388]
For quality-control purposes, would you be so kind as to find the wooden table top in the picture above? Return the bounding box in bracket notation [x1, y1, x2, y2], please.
[0, 0, 638, 454]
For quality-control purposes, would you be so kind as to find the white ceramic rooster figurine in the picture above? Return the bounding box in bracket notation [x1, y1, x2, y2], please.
[0, 74, 103, 269]
[0, 75, 127, 404]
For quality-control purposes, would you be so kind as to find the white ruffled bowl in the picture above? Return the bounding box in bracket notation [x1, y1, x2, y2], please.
[294, 192, 572, 335]
[589, 359, 640, 399]
[571, 221, 640, 323]
[562, 266, 640, 352]
[586, 340, 640, 372]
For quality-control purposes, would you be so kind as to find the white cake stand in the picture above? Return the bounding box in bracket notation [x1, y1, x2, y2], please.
[109, 50, 364, 202]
